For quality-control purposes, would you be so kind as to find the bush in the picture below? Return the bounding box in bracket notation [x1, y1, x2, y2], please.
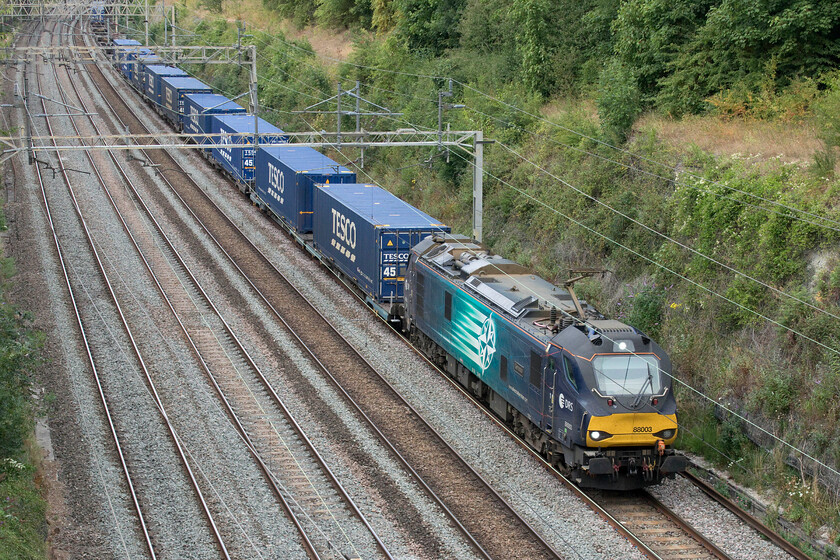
[627, 283, 666, 340]
[596, 59, 642, 143]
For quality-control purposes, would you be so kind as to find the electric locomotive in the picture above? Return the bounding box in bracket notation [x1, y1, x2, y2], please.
[403, 234, 686, 490]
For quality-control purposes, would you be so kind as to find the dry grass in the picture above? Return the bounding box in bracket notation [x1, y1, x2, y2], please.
[183, 0, 354, 63]
[636, 113, 822, 165]
[541, 98, 598, 122]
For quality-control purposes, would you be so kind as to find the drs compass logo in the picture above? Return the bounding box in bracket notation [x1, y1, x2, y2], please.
[478, 316, 496, 371]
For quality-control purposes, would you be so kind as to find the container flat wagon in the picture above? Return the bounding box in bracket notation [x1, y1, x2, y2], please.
[313, 182, 450, 320]
[159, 76, 213, 127]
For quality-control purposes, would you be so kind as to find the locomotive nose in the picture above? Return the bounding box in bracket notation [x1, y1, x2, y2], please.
[586, 412, 678, 447]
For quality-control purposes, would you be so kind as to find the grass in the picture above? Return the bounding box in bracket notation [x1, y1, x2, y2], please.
[636, 112, 822, 165]
[183, 0, 354, 62]
[0, 445, 47, 560]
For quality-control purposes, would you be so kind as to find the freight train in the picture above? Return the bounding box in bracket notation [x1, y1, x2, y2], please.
[106, 33, 686, 490]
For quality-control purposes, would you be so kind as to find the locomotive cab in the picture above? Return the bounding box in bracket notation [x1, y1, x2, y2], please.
[551, 322, 686, 489]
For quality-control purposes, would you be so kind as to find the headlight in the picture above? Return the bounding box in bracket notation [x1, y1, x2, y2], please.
[655, 429, 676, 439]
[589, 430, 613, 441]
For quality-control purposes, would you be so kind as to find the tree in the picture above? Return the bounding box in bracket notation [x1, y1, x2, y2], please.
[395, 0, 466, 56]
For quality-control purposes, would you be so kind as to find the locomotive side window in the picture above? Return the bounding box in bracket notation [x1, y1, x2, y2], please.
[500, 355, 508, 382]
[513, 361, 524, 377]
[529, 351, 541, 387]
[563, 355, 578, 391]
[444, 291, 452, 321]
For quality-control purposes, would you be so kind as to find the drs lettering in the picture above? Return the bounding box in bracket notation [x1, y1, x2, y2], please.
[331, 208, 357, 249]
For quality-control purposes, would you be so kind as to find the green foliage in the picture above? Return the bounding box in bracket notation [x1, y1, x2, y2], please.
[718, 416, 751, 460]
[658, 0, 840, 115]
[394, 0, 466, 56]
[262, 0, 316, 26]
[0, 259, 45, 559]
[596, 59, 642, 142]
[458, 0, 517, 56]
[707, 75, 819, 122]
[315, 0, 372, 28]
[0, 306, 40, 458]
[510, 0, 556, 97]
[0, 463, 47, 560]
[751, 366, 795, 417]
[612, 0, 712, 100]
[627, 284, 666, 339]
[814, 72, 840, 176]
[200, 0, 224, 14]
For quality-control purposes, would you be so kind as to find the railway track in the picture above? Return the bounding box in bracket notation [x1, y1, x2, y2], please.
[77, 19, 571, 560]
[27, 15, 227, 558]
[55, 18, 394, 560]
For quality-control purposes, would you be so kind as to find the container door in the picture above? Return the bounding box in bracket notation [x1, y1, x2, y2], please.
[379, 231, 399, 302]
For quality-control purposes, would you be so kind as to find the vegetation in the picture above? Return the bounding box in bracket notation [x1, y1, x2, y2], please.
[149, 0, 840, 544]
[0, 245, 46, 558]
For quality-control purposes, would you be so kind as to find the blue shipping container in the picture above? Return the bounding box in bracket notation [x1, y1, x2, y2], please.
[160, 76, 212, 126]
[313, 183, 450, 303]
[183, 94, 246, 151]
[254, 146, 356, 233]
[143, 65, 188, 108]
[130, 55, 164, 91]
[209, 114, 287, 184]
[113, 39, 141, 76]
[120, 47, 154, 83]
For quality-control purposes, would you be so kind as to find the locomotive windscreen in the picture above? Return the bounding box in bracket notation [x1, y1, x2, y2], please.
[592, 354, 662, 395]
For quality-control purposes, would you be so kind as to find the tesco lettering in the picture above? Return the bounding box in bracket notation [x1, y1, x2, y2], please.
[331, 208, 357, 249]
[268, 163, 284, 194]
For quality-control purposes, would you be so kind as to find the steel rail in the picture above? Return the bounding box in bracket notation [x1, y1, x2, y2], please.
[89, 43, 568, 560]
[22, 21, 157, 560]
[39, 18, 231, 559]
[683, 470, 812, 560]
[73, 20, 390, 560]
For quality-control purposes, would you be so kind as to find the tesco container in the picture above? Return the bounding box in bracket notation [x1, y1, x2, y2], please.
[209, 114, 287, 185]
[313, 183, 450, 303]
[182, 94, 246, 151]
[111, 38, 140, 60]
[143, 65, 188, 108]
[254, 146, 356, 233]
[130, 54, 164, 91]
[113, 39, 142, 77]
[120, 47, 154, 83]
[160, 76, 212, 126]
